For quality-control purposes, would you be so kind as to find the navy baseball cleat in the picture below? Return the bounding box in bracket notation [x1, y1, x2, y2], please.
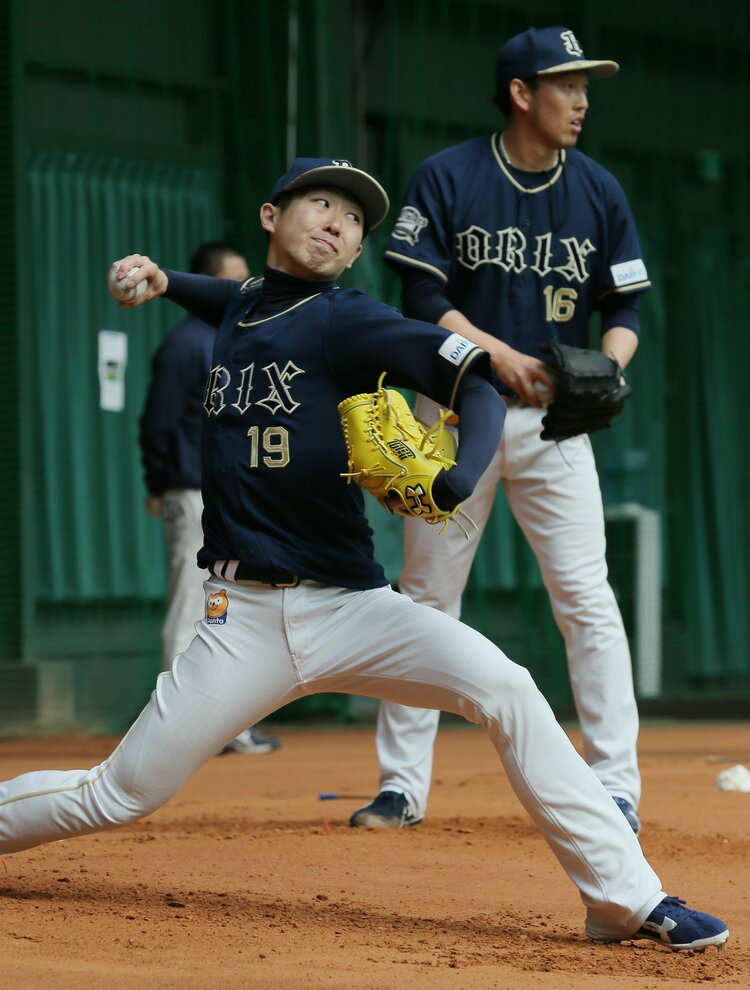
[632, 897, 729, 950]
[349, 791, 422, 829]
[220, 728, 282, 755]
[612, 796, 641, 834]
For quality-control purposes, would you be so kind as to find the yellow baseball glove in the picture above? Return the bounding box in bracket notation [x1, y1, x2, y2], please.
[338, 374, 471, 535]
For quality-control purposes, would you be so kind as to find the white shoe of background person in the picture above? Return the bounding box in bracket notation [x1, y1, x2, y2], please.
[220, 728, 282, 755]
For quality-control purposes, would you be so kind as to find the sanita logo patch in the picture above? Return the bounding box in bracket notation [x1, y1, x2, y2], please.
[611, 258, 648, 287]
[438, 333, 475, 366]
[206, 589, 229, 625]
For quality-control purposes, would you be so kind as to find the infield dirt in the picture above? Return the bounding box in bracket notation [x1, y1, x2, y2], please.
[1, 722, 747, 989]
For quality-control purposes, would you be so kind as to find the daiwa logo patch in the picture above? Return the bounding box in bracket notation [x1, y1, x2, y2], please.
[439, 333, 475, 366]
[611, 258, 648, 287]
[206, 589, 229, 625]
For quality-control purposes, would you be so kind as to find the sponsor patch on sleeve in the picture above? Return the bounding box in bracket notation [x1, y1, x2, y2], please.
[392, 206, 429, 246]
[610, 258, 648, 287]
[438, 333, 477, 367]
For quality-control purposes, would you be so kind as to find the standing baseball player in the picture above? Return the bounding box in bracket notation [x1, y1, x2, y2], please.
[0, 159, 728, 950]
[351, 26, 647, 834]
[140, 241, 281, 756]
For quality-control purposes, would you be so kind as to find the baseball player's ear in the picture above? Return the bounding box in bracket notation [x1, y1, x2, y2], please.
[345, 245, 363, 269]
[260, 203, 278, 234]
[509, 78, 532, 112]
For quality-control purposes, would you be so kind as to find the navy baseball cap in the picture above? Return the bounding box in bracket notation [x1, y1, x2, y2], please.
[269, 158, 390, 233]
[495, 27, 619, 93]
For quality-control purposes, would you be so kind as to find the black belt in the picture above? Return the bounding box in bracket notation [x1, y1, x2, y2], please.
[211, 560, 300, 588]
[235, 565, 300, 587]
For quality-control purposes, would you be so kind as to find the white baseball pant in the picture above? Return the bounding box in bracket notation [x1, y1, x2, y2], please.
[160, 488, 207, 671]
[0, 577, 661, 940]
[376, 400, 640, 820]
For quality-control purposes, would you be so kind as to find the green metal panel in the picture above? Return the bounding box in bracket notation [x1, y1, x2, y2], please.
[0, 1, 24, 665]
[1, 0, 747, 735]
[25, 151, 222, 605]
[19, 152, 224, 713]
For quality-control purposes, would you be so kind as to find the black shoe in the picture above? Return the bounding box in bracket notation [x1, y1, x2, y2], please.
[349, 790, 422, 829]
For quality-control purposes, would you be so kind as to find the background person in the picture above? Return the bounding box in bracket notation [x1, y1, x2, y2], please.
[352, 26, 647, 832]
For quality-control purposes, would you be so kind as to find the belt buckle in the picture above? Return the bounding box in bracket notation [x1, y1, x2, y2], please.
[271, 575, 300, 589]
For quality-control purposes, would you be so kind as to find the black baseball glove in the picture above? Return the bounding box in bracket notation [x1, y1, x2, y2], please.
[539, 342, 633, 442]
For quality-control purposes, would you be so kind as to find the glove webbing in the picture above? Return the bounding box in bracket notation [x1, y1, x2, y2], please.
[340, 374, 476, 538]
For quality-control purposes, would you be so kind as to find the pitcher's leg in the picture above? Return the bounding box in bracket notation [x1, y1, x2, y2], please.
[0, 583, 301, 855]
[161, 488, 206, 671]
[374, 447, 502, 814]
[319, 587, 662, 938]
[503, 432, 641, 809]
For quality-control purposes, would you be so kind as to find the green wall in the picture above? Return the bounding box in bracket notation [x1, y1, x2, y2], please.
[0, 0, 747, 732]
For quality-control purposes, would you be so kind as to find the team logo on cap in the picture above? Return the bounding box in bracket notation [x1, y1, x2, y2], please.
[392, 206, 429, 246]
[331, 159, 353, 167]
[560, 30, 584, 57]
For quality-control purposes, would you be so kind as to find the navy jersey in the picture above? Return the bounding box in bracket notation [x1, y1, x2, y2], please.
[139, 315, 215, 495]
[385, 134, 649, 364]
[196, 278, 489, 589]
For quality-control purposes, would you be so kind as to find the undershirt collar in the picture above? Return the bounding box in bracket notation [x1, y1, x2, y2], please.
[256, 266, 335, 316]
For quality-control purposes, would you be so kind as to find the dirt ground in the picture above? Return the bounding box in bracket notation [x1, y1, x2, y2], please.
[0, 722, 747, 989]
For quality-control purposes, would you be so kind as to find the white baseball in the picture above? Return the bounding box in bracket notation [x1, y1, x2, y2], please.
[533, 381, 554, 402]
[109, 265, 148, 302]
